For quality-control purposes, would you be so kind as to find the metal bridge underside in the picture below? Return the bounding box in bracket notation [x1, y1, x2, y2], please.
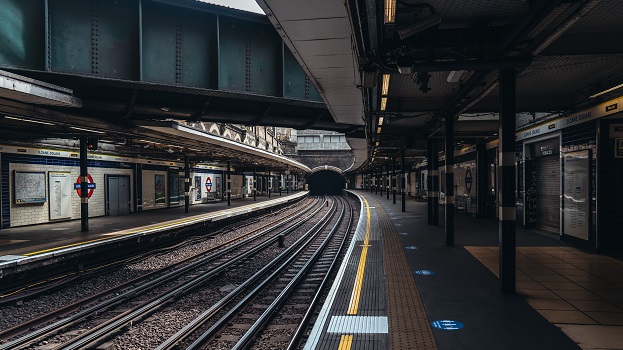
[0, 0, 359, 135]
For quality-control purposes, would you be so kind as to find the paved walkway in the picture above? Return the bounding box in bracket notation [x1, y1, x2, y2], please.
[362, 189, 623, 350]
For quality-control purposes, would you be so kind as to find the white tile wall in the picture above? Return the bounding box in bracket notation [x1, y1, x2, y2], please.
[9, 163, 133, 227]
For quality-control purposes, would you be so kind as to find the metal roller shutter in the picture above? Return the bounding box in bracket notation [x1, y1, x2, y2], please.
[537, 155, 560, 233]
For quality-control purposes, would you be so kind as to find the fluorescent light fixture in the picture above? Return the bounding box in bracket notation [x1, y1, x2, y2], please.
[375, 141, 380, 147]
[381, 97, 388, 111]
[382, 74, 391, 95]
[377, 126, 382, 134]
[70, 126, 105, 134]
[4, 116, 54, 125]
[384, 0, 396, 24]
[589, 83, 623, 98]
[378, 116, 384, 126]
[398, 13, 441, 40]
[447, 70, 465, 83]
[189, 148, 202, 152]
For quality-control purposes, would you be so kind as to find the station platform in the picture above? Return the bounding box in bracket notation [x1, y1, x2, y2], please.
[0, 192, 305, 273]
[304, 190, 623, 350]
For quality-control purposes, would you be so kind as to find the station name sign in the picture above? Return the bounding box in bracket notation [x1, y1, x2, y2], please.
[516, 97, 621, 141]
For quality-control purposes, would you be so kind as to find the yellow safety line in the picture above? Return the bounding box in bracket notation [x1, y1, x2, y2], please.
[347, 195, 371, 314]
[23, 236, 117, 256]
[338, 334, 353, 350]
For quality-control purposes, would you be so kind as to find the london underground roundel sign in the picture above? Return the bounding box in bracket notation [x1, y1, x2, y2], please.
[205, 177, 212, 193]
[75, 174, 96, 198]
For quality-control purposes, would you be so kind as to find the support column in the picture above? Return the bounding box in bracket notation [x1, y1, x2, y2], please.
[427, 140, 434, 224]
[253, 166, 257, 201]
[401, 149, 406, 212]
[499, 68, 517, 294]
[79, 137, 89, 232]
[477, 142, 488, 217]
[286, 173, 290, 194]
[227, 160, 231, 206]
[386, 164, 390, 200]
[445, 117, 455, 246]
[433, 140, 440, 225]
[268, 168, 271, 198]
[392, 156, 396, 204]
[375, 169, 379, 194]
[380, 166, 384, 197]
[279, 171, 283, 196]
[184, 156, 190, 213]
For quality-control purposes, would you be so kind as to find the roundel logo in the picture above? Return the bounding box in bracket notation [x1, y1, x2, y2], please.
[205, 177, 212, 193]
[75, 174, 95, 198]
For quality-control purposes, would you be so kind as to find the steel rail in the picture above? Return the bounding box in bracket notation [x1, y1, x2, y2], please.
[182, 197, 341, 350]
[0, 197, 322, 350]
[232, 196, 350, 350]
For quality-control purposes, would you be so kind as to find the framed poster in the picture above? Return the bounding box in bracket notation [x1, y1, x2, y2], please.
[49, 172, 72, 220]
[14, 171, 46, 204]
[615, 138, 623, 158]
[563, 150, 590, 240]
[195, 175, 202, 201]
[155, 174, 166, 205]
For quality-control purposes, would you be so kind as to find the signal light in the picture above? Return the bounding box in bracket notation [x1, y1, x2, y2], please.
[87, 138, 98, 151]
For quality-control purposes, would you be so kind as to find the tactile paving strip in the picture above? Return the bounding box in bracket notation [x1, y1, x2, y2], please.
[367, 195, 438, 350]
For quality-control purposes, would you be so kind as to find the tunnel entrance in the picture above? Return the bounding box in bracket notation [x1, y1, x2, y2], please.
[307, 170, 345, 195]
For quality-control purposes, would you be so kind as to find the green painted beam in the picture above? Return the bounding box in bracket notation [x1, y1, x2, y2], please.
[0, 0, 323, 103]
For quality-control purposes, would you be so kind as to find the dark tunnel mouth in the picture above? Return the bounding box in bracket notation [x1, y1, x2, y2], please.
[307, 170, 345, 195]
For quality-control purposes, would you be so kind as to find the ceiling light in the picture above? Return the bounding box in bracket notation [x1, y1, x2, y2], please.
[398, 13, 441, 40]
[381, 74, 390, 95]
[377, 126, 382, 134]
[381, 97, 388, 111]
[378, 116, 384, 126]
[70, 126, 105, 134]
[589, 83, 623, 98]
[4, 116, 54, 125]
[384, 0, 396, 24]
[447, 70, 465, 83]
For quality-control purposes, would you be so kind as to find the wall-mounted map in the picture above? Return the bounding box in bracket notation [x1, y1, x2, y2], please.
[15, 171, 46, 204]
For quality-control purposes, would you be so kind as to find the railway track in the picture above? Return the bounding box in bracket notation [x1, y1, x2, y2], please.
[0, 196, 327, 349]
[159, 195, 355, 350]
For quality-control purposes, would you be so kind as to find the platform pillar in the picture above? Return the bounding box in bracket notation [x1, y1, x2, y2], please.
[445, 116, 455, 246]
[427, 140, 434, 224]
[386, 164, 390, 200]
[184, 156, 190, 213]
[279, 171, 282, 196]
[477, 142, 488, 217]
[227, 160, 231, 206]
[401, 148, 406, 212]
[380, 166, 384, 197]
[392, 156, 396, 204]
[253, 166, 257, 201]
[79, 137, 89, 232]
[499, 68, 517, 294]
[375, 169, 379, 194]
[268, 168, 271, 198]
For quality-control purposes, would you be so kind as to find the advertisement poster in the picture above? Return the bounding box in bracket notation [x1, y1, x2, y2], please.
[195, 176, 202, 201]
[563, 150, 590, 240]
[155, 174, 166, 205]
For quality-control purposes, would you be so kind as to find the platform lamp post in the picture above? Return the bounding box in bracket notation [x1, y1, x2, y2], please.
[227, 160, 231, 206]
[375, 169, 379, 195]
[279, 170, 283, 196]
[401, 148, 406, 212]
[286, 170, 290, 195]
[253, 164, 257, 201]
[79, 137, 89, 232]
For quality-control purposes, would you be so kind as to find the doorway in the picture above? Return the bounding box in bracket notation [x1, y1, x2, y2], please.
[107, 175, 130, 216]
